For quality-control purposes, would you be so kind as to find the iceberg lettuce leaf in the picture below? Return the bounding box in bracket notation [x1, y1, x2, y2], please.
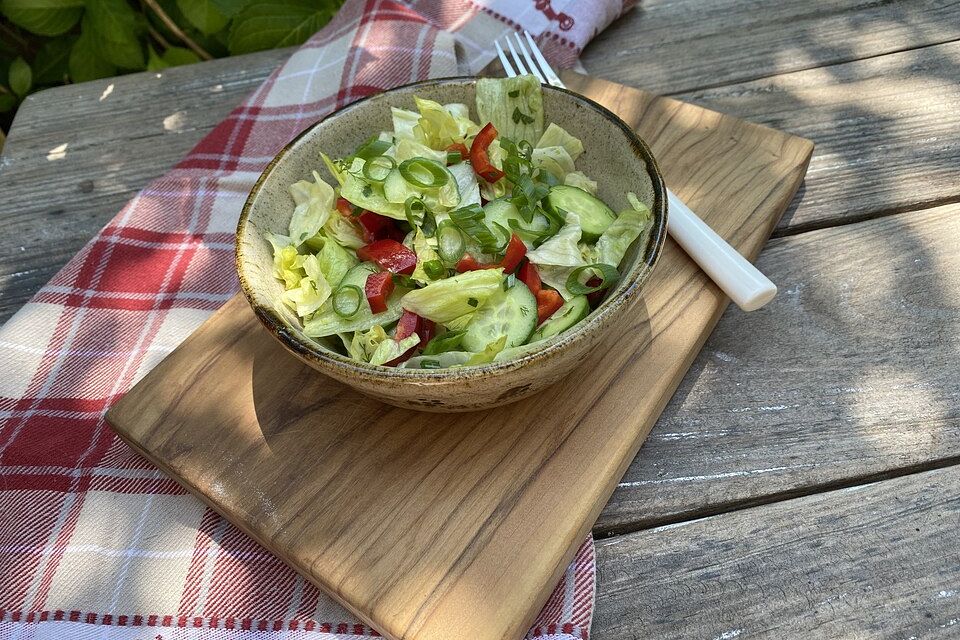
[288, 170, 335, 245]
[316, 233, 358, 288]
[475, 75, 543, 143]
[370, 334, 420, 366]
[536, 122, 583, 161]
[526, 212, 585, 267]
[563, 171, 598, 195]
[340, 170, 406, 219]
[596, 192, 653, 267]
[400, 268, 505, 324]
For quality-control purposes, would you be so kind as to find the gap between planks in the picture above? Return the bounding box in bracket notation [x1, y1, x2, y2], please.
[595, 452, 960, 538]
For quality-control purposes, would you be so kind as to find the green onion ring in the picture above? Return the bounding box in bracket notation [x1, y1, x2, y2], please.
[423, 259, 445, 279]
[446, 151, 462, 165]
[405, 196, 426, 228]
[436, 220, 466, 264]
[361, 155, 395, 183]
[332, 284, 363, 317]
[566, 264, 620, 295]
[398, 158, 449, 189]
[449, 204, 500, 253]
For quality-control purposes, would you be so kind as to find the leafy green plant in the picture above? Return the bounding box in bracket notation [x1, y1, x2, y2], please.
[0, 0, 344, 127]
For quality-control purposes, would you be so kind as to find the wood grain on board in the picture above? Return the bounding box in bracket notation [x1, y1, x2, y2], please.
[593, 464, 960, 639]
[106, 74, 812, 640]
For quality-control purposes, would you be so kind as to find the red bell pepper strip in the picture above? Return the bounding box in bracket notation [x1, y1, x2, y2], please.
[500, 234, 527, 273]
[585, 277, 607, 307]
[357, 211, 400, 243]
[536, 289, 564, 325]
[456, 254, 488, 272]
[446, 142, 469, 163]
[518, 260, 541, 296]
[417, 318, 436, 344]
[336, 197, 355, 217]
[394, 309, 420, 340]
[364, 271, 394, 314]
[470, 122, 505, 183]
[357, 239, 418, 275]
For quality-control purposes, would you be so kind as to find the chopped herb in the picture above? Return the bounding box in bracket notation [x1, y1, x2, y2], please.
[508, 89, 520, 98]
[419, 359, 442, 369]
[362, 184, 373, 197]
[467, 297, 479, 308]
[512, 107, 535, 125]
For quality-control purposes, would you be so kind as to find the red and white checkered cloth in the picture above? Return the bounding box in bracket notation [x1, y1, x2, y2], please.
[0, 1, 634, 638]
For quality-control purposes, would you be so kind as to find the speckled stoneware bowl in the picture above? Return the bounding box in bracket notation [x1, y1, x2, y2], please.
[237, 77, 667, 412]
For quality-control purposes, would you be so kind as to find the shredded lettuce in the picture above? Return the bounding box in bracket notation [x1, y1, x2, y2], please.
[532, 145, 576, 181]
[596, 194, 652, 267]
[413, 96, 464, 149]
[411, 228, 443, 284]
[564, 171, 598, 195]
[391, 107, 420, 141]
[536, 123, 583, 161]
[475, 75, 543, 144]
[466, 335, 507, 365]
[280, 254, 332, 318]
[395, 137, 447, 164]
[370, 334, 420, 366]
[526, 212, 585, 267]
[288, 170, 335, 245]
[348, 325, 420, 365]
[448, 163, 481, 208]
[320, 151, 345, 186]
[340, 169, 406, 219]
[323, 211, 365, 250]
[316, 233, 358, 287]
[402, 351, 473, 369]
[266, 233, 304, 289]
[401, 268, 505, 324]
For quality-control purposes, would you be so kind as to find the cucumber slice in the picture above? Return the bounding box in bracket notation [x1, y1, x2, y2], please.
[461, 281, 537, 352]
[530, 295, 590, 343]
[544, 185, 615, 241]
[483, 199, 549, 235]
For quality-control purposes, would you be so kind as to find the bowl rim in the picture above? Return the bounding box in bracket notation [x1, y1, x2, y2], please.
[236, 76, 668, 381]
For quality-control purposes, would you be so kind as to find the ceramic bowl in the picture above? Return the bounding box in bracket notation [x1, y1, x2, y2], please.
[237, 77, 667, 412]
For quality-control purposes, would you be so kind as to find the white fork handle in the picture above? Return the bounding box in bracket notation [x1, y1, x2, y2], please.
[666, 189, 777, 311]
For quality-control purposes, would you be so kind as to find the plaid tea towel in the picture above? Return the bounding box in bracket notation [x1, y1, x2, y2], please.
[0, 0, 635, 638]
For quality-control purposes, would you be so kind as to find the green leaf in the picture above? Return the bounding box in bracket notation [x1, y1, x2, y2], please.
[8, 57, 31, 96]
[0, 0, 84, 37]
[0, 92, 17, 112]
[85, 0, 145, 69]
[69, 26, 117, 83]
[148, 45, 201, 71]
[33, 38, 74, 84]
[177, 0, 230, 35]
[228, 0, 340, 55]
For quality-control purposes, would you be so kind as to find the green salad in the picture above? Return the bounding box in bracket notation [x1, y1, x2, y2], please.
[265, 75, 653, 370]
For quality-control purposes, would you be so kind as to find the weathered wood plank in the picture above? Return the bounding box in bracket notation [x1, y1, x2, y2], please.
[592, 465, 960, 639]
[597, 202, 960, 533]
[582, 0, 960, 95]
[676, 40, 960, 235]
[0, 49, 290, 323]
[3, 32, 959, 321]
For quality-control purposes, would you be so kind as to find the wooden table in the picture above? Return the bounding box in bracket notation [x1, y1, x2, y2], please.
[2, 2, 959, 636]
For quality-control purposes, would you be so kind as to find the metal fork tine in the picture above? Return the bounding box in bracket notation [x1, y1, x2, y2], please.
[523, 31, 564, 88]
[504, 36, 530, 76]
[514, 33, 547, 83]
[495, 40, 516, 77]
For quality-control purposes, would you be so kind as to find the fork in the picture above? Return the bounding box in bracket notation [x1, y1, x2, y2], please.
[496, 32, 778, 312]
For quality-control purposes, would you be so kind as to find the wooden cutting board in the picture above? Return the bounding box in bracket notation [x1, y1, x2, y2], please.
[107, 72, 813, 640]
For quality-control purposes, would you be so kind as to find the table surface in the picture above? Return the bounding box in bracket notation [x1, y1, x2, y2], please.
[2, 1, 959, 637]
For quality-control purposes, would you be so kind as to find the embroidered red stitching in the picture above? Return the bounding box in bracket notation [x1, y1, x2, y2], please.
[534, 0, 574, 31]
